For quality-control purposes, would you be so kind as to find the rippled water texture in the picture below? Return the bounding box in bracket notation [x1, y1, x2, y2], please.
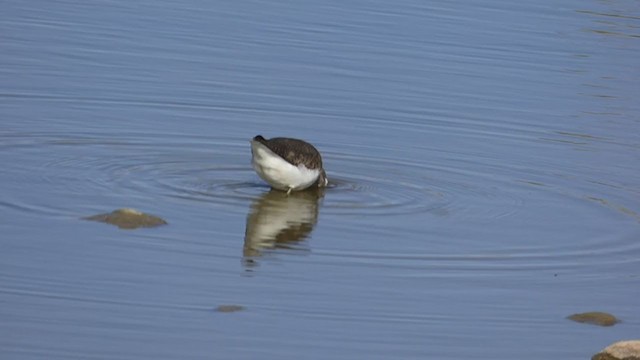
[1, 1, 639, 359]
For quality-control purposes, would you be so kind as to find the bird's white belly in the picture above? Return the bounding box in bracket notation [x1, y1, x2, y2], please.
[251, 141, 320, 191]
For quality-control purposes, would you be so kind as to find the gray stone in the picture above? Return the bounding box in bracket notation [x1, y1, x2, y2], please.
[592, 340, 640, 360]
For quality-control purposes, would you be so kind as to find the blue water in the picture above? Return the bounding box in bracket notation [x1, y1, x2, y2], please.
[1, 0, 639, 359]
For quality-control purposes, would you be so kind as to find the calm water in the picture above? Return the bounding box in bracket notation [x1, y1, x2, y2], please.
[1, 0, 639, 359]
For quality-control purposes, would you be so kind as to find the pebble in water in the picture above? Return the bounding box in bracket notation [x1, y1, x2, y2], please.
[83, 208, 167, 229]
[216, 305, 245, 313]
[567, 311, 619, 327]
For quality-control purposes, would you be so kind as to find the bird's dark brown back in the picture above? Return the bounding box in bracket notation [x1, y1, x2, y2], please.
[254, 136, 323, 169]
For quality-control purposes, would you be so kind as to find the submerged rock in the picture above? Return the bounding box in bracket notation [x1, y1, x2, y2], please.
[215, 305, 245, 313]
[592, 340, 640, 360]
[567, 311, 619, 327]
[84, 208, 167, 229]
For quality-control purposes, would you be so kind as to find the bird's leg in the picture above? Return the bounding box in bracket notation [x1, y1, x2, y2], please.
[286, 187, 292, 196]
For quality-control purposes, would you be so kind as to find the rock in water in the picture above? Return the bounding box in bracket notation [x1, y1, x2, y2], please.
[592, 340, 640, 360]
[84, 208, 167, 229]
[215, 305, 245, 313]
[567, 311, 619, 327]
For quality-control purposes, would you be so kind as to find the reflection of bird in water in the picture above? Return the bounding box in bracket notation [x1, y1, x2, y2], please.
[250, 135, 328, 194]
[243, 189, 323, 260]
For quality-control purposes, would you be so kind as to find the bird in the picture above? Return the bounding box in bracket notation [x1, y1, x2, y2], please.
[250, 135, 328, 194]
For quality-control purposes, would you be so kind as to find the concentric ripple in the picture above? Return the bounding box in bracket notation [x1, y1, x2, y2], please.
[1, 128, 635, 228]
[0, 131, 532, 219]
[317, 149, 526, 218]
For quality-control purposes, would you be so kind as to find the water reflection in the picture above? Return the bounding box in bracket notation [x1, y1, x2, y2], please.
[243, 189, 324, 263]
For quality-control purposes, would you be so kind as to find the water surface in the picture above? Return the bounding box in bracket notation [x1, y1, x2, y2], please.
[1, 0, 639, 359]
